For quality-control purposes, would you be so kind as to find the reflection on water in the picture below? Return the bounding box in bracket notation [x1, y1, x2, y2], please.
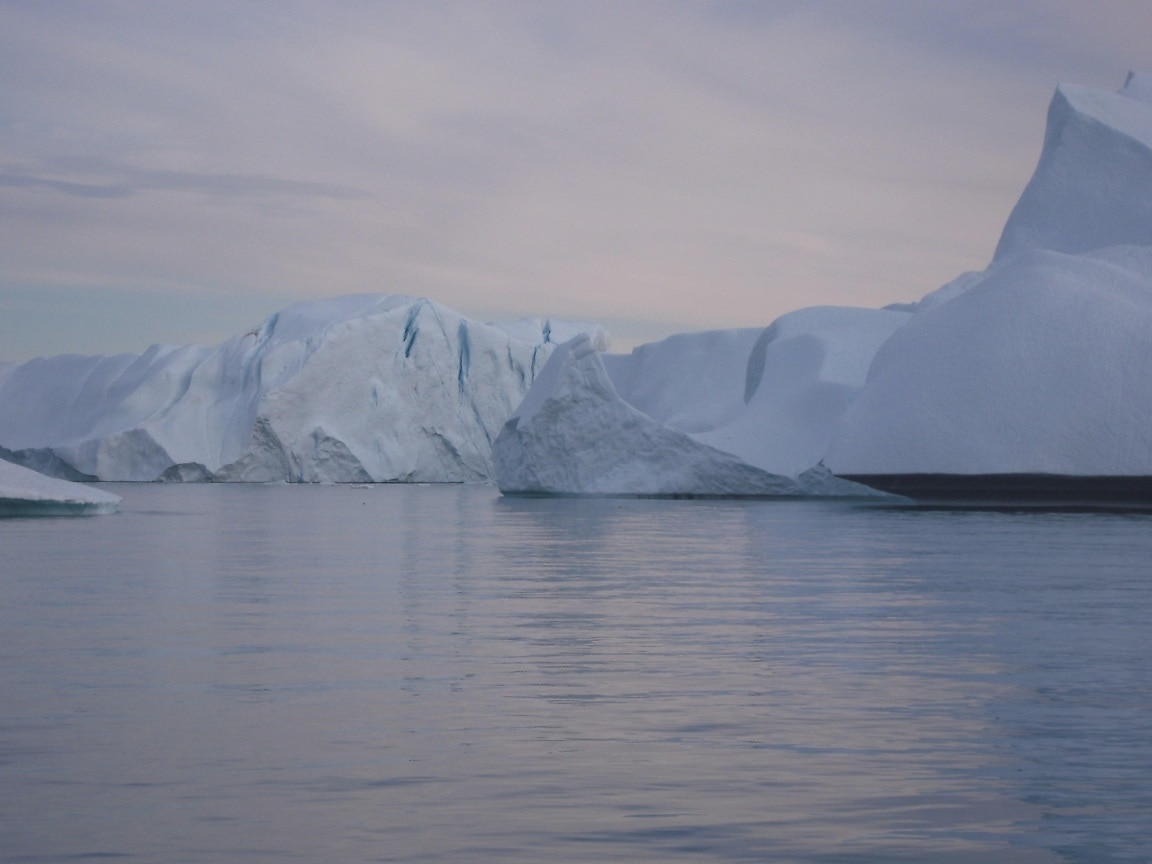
[2, 485, 1150, 862]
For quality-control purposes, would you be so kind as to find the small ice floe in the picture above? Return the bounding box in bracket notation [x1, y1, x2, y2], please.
[0, 459, 121, 516]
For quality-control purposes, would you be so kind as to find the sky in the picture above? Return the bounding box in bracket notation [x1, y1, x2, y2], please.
[1, 0, 1148, 362]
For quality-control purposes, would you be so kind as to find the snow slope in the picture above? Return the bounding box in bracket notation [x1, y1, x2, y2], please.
[993, 77, 1152, 261]
[0, 295, 606, 483]
[0, 458, 120, 516]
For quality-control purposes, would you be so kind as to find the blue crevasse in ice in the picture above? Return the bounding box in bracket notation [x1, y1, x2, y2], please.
[0, 295, 607, 483]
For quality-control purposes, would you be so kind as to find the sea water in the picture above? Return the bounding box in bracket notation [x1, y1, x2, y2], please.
[1, 483, 1150, 863]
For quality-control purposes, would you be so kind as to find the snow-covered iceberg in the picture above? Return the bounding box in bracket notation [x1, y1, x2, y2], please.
[0, 295, 606, 483]
[824, 74, 1152, 497]
[496, 73, 1152, 499]
[0, 458, 120, 516]
[8, 75, 1150, 499]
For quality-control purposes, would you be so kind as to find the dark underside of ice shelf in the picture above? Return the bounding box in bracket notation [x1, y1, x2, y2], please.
[839, 473, 1152, 507]
[0, 497, 116, 517]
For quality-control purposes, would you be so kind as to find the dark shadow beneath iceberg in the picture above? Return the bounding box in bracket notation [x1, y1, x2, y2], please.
[838, 474, 1152, 508]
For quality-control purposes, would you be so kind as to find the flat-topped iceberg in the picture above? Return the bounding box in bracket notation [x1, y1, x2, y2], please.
[0, 458, 120, 516]
[496, 74, 1152, 499]
[0, 295, 606, 483]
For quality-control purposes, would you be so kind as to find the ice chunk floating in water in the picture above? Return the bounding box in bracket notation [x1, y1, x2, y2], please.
[0, 459, 120, 516]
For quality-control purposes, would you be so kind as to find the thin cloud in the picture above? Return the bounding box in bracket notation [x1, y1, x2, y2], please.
[0, 168, 362, 201]
[0, 1, 1148, 361]
[0, 173, 133, 200]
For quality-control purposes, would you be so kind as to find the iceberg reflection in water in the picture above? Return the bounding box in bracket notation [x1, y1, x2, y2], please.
[1, 484, 1149, 862]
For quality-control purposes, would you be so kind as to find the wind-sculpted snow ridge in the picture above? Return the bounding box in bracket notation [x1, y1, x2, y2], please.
[0, 458, 120, 516]
[497, 74, 1152, 500]
[0, 295, 608, 483]
[993, 74, 1152, 262]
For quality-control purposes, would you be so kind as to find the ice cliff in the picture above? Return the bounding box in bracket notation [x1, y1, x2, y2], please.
[0, 295, 606, 483]
[496, 74, 1152, 497]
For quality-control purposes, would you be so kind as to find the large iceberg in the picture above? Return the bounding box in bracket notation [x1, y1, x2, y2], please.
[0, 458, 120, 516]
[496, 74, 1152, 499]
[0, 295, 606, 483]
[8, 75, 1150, 499]
[824, 74, 1152, 497]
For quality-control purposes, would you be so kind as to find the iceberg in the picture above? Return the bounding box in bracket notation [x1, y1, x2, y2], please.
[496, 73, 1152, 500]
[0, 458, 120, 516]
[824, 74, 1152, 500]
[493, 308, 907, 496]
[993, 75, 1152, 262]
[7, 74, 1150, 500]
[0, 295, 607, 483]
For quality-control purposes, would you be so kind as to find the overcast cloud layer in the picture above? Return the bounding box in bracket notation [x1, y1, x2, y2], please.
[1, 1, 1148, 360]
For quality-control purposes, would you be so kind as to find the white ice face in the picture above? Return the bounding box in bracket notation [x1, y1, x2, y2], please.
[0, 295, 604, 483]
[824, 245, 1152, 477]
[825, 76, 1152, 479]
[492, 320, 900, 498]
[992, 80, 1152, 263]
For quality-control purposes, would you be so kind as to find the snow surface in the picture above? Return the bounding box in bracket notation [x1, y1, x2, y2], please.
[825, 74, 1152, 478]
[0, 295, 606, 483]
[0, 458, 120, 516]
[993, 81, 1152, 262]
[498, 73, 1152, 495]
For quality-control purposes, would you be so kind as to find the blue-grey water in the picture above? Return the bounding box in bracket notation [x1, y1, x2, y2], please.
[1, 484, 1150, 863]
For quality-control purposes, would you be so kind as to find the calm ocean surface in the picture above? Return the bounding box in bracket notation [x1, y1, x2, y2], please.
[1, 483, 1150, 863]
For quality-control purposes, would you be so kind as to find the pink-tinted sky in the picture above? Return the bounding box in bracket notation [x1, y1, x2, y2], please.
[1, 1, 1148, 360]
